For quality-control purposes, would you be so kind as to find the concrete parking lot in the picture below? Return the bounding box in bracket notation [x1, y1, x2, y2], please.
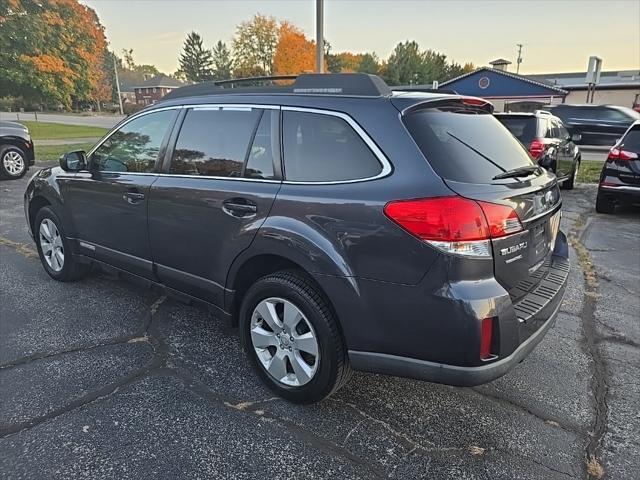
[1, 169, 638, 479]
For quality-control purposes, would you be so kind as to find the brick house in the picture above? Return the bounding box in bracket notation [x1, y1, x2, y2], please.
[134, 75, 185, 105]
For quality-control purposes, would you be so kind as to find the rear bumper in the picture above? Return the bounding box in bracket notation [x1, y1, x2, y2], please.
[346, 234, 570, 387]
[349, 282, 564, 386]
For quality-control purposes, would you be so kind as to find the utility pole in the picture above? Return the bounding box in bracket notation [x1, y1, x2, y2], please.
[516, 43, 523, 74]
[316, 0, 324, 73]
[113, 54, 124, 115]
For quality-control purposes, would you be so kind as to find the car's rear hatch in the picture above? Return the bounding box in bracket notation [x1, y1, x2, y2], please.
[395, 95, 563, 312]
[608, 125, 640, 186]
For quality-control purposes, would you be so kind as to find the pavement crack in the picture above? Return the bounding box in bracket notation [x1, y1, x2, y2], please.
[0, 359, 160, 438]
[569, 214, 609, 480]
[0, 336, 151, 370]
[471, 388, 586, 436]
[170, 370, 387, 479]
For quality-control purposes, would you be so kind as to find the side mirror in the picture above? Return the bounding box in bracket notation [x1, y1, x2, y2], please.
[60, 150, 87, 172]
[571, 133, 582, 142]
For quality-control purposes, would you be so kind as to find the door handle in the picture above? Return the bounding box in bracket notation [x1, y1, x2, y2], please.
[123, 191, 145, 204]
[223, 198, 257, 216]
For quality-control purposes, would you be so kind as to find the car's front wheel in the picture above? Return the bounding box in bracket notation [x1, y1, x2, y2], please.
[561, 159, 579, 190]
[0, 145, 27, 179]
[34, 207, 88, 281]
[239, 270, 351, 403]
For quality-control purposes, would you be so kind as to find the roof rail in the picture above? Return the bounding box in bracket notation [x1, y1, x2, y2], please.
[162, 73, 392, 101]
[391, 86, 458, 95]
[534, 109, 553, 115]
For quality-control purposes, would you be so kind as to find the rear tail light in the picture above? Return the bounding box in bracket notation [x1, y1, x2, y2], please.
[607, 147, 638, 161]
[384, 196, 523, 257]
[528, 138, 545, 160]
[480, 317, 494, 360]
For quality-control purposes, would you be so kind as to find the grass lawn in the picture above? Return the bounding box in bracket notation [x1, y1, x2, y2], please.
[577, 160, 603, 184]
[35, 143, 94, 162]
[21, 121, 108, 140]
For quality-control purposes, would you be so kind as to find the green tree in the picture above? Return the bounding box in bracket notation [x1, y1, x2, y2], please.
[122, 48, 135, 70]
[386, 41, 428, 85]
[211, 41, 233, 80]
[0, 0, 110, 109]
[179, 31, 214, 82]
[232, 14, 278, 75]
[358, 53, 380, 75]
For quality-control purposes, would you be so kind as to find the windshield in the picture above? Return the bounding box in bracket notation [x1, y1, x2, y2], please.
[403, 109, 535, 183]
[495, 116, 538, 145]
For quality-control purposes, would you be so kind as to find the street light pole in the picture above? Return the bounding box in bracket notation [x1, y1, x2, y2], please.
[113, 54, 124, 115]
[316, 0, 324, 73]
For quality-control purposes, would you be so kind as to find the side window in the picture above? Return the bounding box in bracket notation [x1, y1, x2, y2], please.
[556, 121, 570, 140]
[282, 110, 382, 182]
[170, 108, 262, 177]
[91, 110, 174, 173]
[245, 110, 277, 179]
[597, 109, 628, 122]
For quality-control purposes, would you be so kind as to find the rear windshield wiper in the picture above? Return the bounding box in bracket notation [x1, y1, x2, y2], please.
[493, 165, 540, 180]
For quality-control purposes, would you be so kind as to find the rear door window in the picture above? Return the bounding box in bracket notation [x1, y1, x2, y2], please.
[622, 127, 640, 153]
[403, 109, 534, 183]
[170, 107, 265, 178]
[282, 110, 383, 182]
[495, 116, 537, 145]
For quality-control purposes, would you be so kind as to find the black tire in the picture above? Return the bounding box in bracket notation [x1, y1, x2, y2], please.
[239, 270, 351, 403]
[0, 145, 28, 179]
[595, 190, 616, 214]
[561, 159, 579, 190]
[34, 206, 88, 281]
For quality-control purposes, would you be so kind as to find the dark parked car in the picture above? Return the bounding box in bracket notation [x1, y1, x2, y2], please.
[596, 120, 640, 213]
[24, 74, 569, 403]
[0, 120, 35, 179]
[495, 111, 581, 189]
[547, 104, 640, 146]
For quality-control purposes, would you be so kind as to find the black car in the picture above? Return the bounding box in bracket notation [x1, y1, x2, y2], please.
[0, 120, 35, 179]
[596, 120, 640, 213]
[547, 104, 640, 146]
[495, 111, 581, 189]
[24, 74, 569, 403]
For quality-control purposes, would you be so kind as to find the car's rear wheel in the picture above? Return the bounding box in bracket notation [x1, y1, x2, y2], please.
[34, 207, 88, 281]
[0, 145, 27, 179]
[595, 190, 616, 214]
[239, 270, 351, 403]
[561, 159, 579, 190]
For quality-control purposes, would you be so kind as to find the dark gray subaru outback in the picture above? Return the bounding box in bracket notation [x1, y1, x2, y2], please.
[24, 74, 569, 403]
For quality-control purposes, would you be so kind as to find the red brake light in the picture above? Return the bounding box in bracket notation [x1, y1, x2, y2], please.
[608, 147, 638, 161]
[461, 97, 487, 107]
[480, 318, 494, 360]
[528, 138, 545, 160]
[383, 197, 522, 242]
[477, 201, 523, 238]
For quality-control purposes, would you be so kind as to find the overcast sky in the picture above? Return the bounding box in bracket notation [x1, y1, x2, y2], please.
[82, 0, 639, 75]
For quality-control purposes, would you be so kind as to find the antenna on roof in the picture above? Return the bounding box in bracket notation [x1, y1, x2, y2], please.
[516, 44, 524, 74]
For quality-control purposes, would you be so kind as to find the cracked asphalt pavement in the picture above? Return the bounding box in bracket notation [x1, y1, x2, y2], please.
[1, 170, 638, 479]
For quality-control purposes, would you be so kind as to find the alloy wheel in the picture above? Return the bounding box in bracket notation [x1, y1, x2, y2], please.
[39, 219, 64, 272]
[250, 297, 320, 387]
[3, 150, 25, 176]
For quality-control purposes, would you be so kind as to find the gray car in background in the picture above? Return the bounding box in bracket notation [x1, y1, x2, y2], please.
[24, 74, 569, 403]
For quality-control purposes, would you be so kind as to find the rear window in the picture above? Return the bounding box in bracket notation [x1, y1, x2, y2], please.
[404, 109, 534, 183]
[622, 127, 640, 152]
[495, 116, 538, 144]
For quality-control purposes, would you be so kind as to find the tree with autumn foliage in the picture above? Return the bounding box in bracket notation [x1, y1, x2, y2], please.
[232, 14, 279, 76]
[273, 22, 316, 76]
[0, 0, 110, 109]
